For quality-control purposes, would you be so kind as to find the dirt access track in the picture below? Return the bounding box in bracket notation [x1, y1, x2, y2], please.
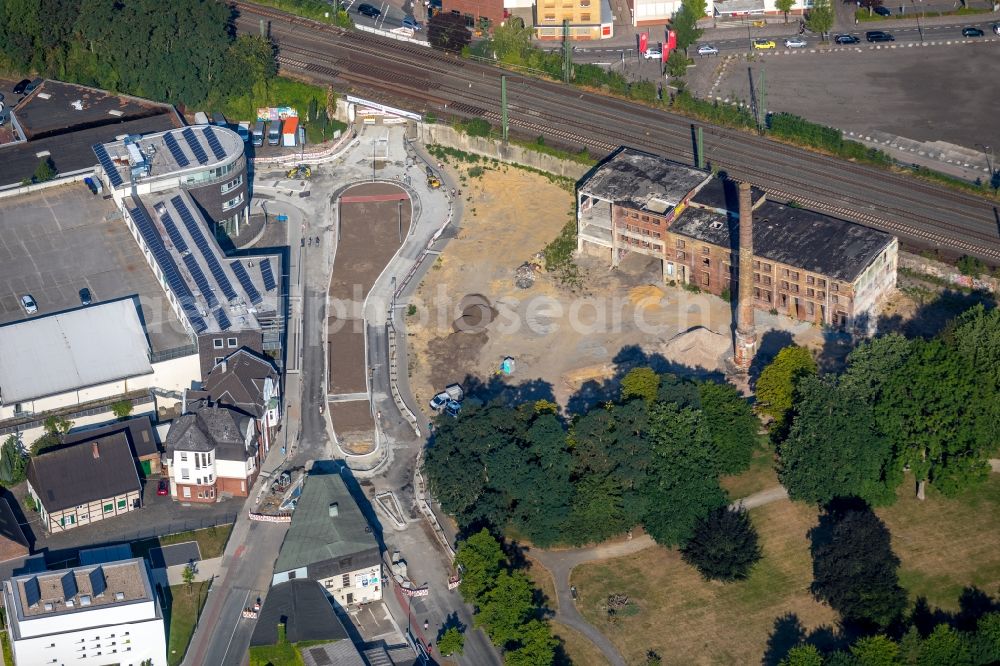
[328, 182, 411, 453]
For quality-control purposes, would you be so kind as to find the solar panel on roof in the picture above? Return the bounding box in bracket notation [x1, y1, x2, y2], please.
[163, 132, 190, 168]
[24, 576, 41, 608]
[129, 205, 198, 324]
[61, 571, 78, 600]
[183, 253, 218, 310]
[160, 212, 188, 253]
[170, 195, 239, 303]
[89, 567, 106, 597]
[93, 144, 124, 188]
[260, 258, 276, 292]
[203, 126, 227, 160]
[214, 308, 231, 331]
[182, 127, 209, 165]
[229, 261, 262, 305]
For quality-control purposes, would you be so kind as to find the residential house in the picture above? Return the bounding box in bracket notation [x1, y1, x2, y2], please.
[26, 434, 142, 533]
[2, 557, 167, 666]
[272, 463, 382, 608]
[63, 415, 162, 477]
[185, 349, 281, 454]
[163, 407, 259, 502]
[0, 498, 30, 572]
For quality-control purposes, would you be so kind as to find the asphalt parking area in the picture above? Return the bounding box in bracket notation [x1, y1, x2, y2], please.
[708, 42, 1000, 149]
[0, 183, 191, 351]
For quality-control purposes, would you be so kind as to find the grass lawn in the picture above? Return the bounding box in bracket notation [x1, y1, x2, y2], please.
[133, 524, 233, 561]
[720, 437, 779, 500]
[165, 581, 211, 666]
[879, 474, 1000, 611]
[572, 474, 1000, 665]
[525, 555, 558, 611]
[1, 630, 14, 665]
[572, 499, 836, 666]
[552, 620, 611, 666]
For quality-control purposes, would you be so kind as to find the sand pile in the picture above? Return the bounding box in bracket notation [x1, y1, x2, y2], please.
[662, 326, 731, 372]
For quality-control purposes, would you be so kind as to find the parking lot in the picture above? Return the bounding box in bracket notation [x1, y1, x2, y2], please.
[698, 40, 1000, 150]
[0, 184, 191, 352]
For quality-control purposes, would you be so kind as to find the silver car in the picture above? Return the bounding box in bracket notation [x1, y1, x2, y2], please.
[697, 44, 720, 55]
[784, 36, 807, 48]
[20, 294, 37, 314]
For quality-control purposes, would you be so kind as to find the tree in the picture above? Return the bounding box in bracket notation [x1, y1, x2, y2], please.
[181, 564, 196, 592]
[810, 504, 907, 630]
[670, 5, 703, 54]
[666, 50, 689, 79]
[780, 645, 824, 666]
[917, 624, 972, 666]
[681, 507, 762, 581]
[31, 415, 73, 455]
[621, 367, 660, 404]
[503, 619, 558, 666]
[0, 435, 28, 485]
[851, 635, 900, 666]
[437, 626, 465, 656]
[490, 17, 532, 64]
[454, 529, 506, 604]
[428, 12, 470, 52]
[698, 381, 759, 475]
[970, 612, 1000, 665]
[32, 157, 56, 183]
[805, 0, 834, 39]
[860, 0, 885, 15]
[755, 345, 817, 430]
[778, 376, 900, 506]
[775, 0, 795, 22]
[111, 400, 133, 420]
[474, 570, 536, 646]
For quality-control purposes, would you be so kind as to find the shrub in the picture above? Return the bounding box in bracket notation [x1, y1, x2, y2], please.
[681, 507, 762, 581]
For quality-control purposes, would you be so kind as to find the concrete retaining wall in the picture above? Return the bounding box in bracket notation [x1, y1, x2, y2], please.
[899, 251, 999, 294]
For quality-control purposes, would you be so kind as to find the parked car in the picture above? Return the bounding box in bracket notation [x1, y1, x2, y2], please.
[444, 399, 462, 418]
[12, 79, 30, 95]
[402, 15, 423, 30]
[429, 392, 450, 411]
[865, 30, 895, 42]
[157, 480, 169, 496]
[835, 34, 860, 44]
[697, 44, 720, 55]
[993, 23, 1000, 36]
[19, 294, 37, 314]
[79, 288, 92, 306]
[643, 47, 662, 59]
[24, 78, 43, 94]
[357, 3, 381, 17]
[873, 5, 891, 16]
[784, 36, 807, 48]
[962, 26, 984, 37]
[752, 39, 776, 50]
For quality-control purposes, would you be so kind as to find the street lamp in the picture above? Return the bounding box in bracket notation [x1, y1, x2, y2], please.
[976, 143, 994, 175]
[910, 0, 924, 42]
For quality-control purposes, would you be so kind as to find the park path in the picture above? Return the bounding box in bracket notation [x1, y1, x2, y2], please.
[533, 485, 789, 666]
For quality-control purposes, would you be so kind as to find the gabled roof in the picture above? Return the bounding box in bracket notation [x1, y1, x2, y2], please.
[62, 415, 159, 459]
[249, 579, 350, 647]
[0, 299, 152, 405]
[164, 407, 253, 461]
[188, 349, 278, 419]
[26, 433, 140, 513]
[0, 498, 30, 563]
[273, 466, 379, 576]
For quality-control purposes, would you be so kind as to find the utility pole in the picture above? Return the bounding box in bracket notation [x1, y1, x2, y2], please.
[696, 126, 705, 170]
[563, 19, 572, 83]
[758, 65, 767, 134]
[501, 75, 509, 144]
[259, 19, 266, 37]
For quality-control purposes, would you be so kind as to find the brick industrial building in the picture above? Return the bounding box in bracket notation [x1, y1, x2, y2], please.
[577, 147, 898, 332]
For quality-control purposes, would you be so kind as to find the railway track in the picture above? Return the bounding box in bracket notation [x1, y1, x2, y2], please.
[237, 1, 1000, 261]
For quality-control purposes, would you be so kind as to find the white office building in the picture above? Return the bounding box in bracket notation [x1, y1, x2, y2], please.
[2, 558, 167, 666]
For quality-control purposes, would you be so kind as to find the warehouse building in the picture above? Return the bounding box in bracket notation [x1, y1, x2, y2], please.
[577, 147, 898, 332]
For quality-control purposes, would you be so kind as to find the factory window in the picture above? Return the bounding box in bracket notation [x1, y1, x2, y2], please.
[754, 288, 761, 299]
[764, 290, 772, 303]
[817, 278, 826, 288]
[544, 13, 556, 20]
[781, 268, 790, 278]
[832, 295, 839, 304]
[807, 301, 815, 315]
[791, 271, 800, 280]
[780, 294, 788, 307]
[832, 282, 840, 292]
[806, 288, 815, 298]
[675, 239, 685, 249]
[676, 251, 685, 260]
[702, 258, 710, 267]
[792, 284, 799, 294]
[701, 246, 710, 256]
[580, 12, 591, 19]
[343, 574, 351, 587]
[763, 276, 772, 286]
[753, 260, 760, 270]
[580, 0, 591, 5]
[780, 281, 789, 290]
[641, 215, 649, 222]
[806, 275, 815, 285]
[762, 263, 772, 272]
[631, 211, 639, 218]
[817, 291, 825, 299]
[754, 273, 760, 283]
[701, 273, 710, 286]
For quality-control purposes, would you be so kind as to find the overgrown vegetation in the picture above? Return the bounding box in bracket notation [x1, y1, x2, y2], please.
[248, 0, 353, 27]
[541, 219, 581, 286]
[769, 112, 893, 166]
[425, 144, 576, 190]
[425, 370, 760, 550]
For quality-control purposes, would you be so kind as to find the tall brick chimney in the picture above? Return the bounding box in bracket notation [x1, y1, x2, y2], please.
[734, 181, 758, 372]
[91, 441, 100, 459]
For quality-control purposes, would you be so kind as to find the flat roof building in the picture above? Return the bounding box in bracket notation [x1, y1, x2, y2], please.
[577, 147, 898, 332]
[2, 557, 167, 666]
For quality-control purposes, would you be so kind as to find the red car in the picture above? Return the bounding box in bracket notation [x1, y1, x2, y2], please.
[157, 479, 169, 496]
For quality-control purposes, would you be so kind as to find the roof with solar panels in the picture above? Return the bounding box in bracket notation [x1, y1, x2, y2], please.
[92, 124, 243, 188]
[128, 191, 278, 335]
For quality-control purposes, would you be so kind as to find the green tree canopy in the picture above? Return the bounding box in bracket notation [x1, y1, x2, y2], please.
[681, 507, 762, 581]
[810, 505, 907, 630]
[474, 571, 536, 647]
[0, 435, 28, 485]
[775, 0, 795, 21]
[621, 367, 661, 404]
[779, 376, 899, 506]
[756, 345, 817, 429]
[780, 645, 824, 666]
[454, 529, 506, 604]
[851, 634, 901, 666]
[437, 626, 465, 656]
[698, 380, 759, 475]
[805, 0, 834, 38]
